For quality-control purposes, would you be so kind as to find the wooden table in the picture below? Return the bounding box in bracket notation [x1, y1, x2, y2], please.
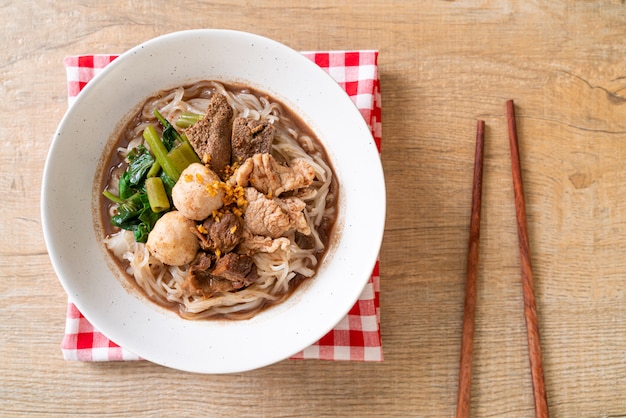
[2, 1, 625, 416]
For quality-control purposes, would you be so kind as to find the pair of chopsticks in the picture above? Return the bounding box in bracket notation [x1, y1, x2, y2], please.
[455, 100, 549, 418]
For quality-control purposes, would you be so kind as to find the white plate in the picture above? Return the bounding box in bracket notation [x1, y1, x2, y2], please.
[42, 29, 385, 373]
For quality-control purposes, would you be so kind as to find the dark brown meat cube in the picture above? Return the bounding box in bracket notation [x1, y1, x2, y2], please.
[231, 117, 275, 164]
[191, 213, 243, 254]
[185, 94, 233, 178]
[183, 252, 219, 297]
[182, 252, 258, 298]
[191, 251, 214, 271]
[211, 253, 259, 284]
[186, 273, 240, 297]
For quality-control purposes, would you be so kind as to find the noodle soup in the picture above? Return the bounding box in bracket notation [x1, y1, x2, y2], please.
[99, 81, 338, 320]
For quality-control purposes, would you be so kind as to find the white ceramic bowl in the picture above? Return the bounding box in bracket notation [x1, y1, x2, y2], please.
[42, 29, 385, 373]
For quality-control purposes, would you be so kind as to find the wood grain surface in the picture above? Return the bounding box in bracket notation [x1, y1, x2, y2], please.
[2, 1, 626, 417]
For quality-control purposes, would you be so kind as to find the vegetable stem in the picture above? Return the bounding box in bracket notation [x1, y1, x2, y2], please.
[102, 189, 124, 204]
[176, 111, 203, 128]
[153, 109, 169, 127]
[143, 125, 180, 182]
[147, 161, 161, 178]
[145, 177, 170, 212]
[167, 140, 201, 173]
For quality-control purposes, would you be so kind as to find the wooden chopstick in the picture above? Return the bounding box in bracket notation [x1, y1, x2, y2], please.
[506, 100, 550, 418]
[456, 120, 485, 418]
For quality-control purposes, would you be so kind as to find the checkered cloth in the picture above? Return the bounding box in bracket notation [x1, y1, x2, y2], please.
[61, 51, 383, 363]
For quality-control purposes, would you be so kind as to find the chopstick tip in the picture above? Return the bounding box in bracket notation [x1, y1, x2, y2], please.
[506, 99, 515, 112]
[476, 120, 485, 138]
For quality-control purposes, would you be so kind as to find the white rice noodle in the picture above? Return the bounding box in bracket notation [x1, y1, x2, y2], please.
[104, 80, 336, 320]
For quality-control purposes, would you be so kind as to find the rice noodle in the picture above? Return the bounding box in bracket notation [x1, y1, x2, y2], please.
[102, 80, 337, 320]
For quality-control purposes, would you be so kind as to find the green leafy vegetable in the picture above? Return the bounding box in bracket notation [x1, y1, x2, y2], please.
[110, 192, 163, 243]
[110, 192, 148, 229]
[127, 145, 155, 185]
[154, 109, 182, 151]
[105, 144, 166, 243]
[105, 108, 201, 244]
[132, 223, 150, 243]
[118, 171, 133, 200]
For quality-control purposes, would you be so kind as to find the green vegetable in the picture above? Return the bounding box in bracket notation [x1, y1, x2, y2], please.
[146, 160, 161, 178]
[127, 145, 155, 185]
[160, 171, 176, 195]
[110, 192, 145, 226]
[167, 140, 201, 174]
[145, 177, 170, 213]
[108, 144, 166, 243]
[116, 146, 154, 200]
[118, 171, 132, 200]
[179, 140, 201, 164]
[110, 192, 163, 243]
[143, 125, 180, 182]
[154, 109, 181, 151]
[102, 189, 124, 204]
[136, 208, 161, 242]
[176, 111, 203, 129]
[106, 109, 202, 244]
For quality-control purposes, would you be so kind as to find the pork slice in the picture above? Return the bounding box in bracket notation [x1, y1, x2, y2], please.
[185, 94, 233, 178]
[243, 187, 291, 238]
[233, 153, 315, 197]
[243, 187, 310, 238]
[231, 117, 274, 164]
[276, 197, 311, 236]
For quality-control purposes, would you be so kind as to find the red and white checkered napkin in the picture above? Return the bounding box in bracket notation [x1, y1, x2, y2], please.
[61, 51, 383, 363]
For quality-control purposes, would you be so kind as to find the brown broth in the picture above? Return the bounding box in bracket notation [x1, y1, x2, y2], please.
[98, 81, 340, 320]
